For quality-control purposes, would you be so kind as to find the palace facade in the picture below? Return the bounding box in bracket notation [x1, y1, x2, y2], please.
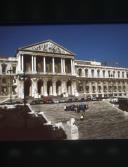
[0, 40, 128, 99]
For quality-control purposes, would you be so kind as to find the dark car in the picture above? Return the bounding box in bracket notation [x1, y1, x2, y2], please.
[43, 97, 53, 104]
[30, 99, 44, 105]
[79, 98, 85, 102]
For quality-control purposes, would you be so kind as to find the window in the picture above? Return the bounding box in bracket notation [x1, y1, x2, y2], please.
[85, 69, 88, 77]
[97, 70, 100, 77]
[108, 71, 110, 77]
[12, 65, 16, 73]
[103, 70, 105, 77]
[118, 71, 120, 78]
[1, 63, 7, 74]
[78, 69, 82, 76]
[113, 71, 115, 78]
[91, 69, 94, 77]
[122, 72, 124, 78]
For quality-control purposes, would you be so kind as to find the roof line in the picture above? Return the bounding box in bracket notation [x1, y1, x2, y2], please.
[18, 39, 76, 55]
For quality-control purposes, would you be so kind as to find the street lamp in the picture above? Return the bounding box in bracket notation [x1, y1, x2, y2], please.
[7, 68, 13, 104]
[18, 71, 27, 106]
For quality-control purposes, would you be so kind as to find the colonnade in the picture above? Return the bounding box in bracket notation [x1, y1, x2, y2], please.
[18, 78, 77, 98]
[77, 67, 127, 79]
[18, 54, 75, 75]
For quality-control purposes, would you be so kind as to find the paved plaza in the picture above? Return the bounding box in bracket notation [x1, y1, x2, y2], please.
[31, 101, 128, 139]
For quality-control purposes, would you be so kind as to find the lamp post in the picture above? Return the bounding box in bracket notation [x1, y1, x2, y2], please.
[18, 71, 27, 106]
[7, 68, 13, 104]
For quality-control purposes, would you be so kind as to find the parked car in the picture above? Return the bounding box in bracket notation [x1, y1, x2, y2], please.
[79, 98, 85, 102]
[59, 99, 66, 103]
[30, 98, 44, 105]
[43, 97, 53, 104]
[52, 99, 59, 104]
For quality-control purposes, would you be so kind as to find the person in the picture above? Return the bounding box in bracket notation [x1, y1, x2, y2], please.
[80, 114, 84, 120]
[64, 104, 67, 111]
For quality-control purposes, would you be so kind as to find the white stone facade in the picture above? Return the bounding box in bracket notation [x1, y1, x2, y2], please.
[0, 39, 128, 99]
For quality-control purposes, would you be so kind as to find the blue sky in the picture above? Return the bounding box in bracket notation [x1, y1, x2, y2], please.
[0, 24, 128, 67]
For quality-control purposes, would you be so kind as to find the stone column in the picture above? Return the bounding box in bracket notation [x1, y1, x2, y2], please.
[82, 69, 85, 77]
[40, 85, 43, 95]
[31, 78, 37, 98]
[95, 82, 98, 97]
[71, 80, 76, 96]
[34, 56, 36, 72]
[18, 54, 21, 72]
[89, 82, 92, 98]
[49, 85, 53, 95]
[43, 79, 48, 96]
[61, 58, 63, 74]
[101, 83, 104, 97]
[32, 56, 34, 72]
[63, 59, 65, 73]
[43, 57, 46, 73]
[71, 59, 73, 75]
[19, 80, 24, 98]
[22, 55, 24, 72]
[52, 57, 55, 74]
[52, 80, 57, 96]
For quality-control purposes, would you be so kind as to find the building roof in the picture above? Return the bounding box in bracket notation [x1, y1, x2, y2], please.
[18, 39, 75, 56]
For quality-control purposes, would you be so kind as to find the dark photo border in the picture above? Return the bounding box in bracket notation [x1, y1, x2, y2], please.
[0, 0, 128, 165]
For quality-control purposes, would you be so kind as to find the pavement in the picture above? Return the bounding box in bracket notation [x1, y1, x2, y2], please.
[31, 101, 128, 139]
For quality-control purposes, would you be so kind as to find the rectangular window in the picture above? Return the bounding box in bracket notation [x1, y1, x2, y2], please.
[1, 64, 7, 74]
[12, 66, 16, 73]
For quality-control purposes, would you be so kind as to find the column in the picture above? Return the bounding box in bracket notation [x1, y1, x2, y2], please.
[83, 81, 86, 93]
[19, 80, 24, 98]
[32, 78, 37, 97]
[32, 56, 34, 72]
[18, 54, 21, 72]
[52, 80, 57, 96]
[95, 82, 98, 97]
[34, 56, 36, 72]
[71, 59, 73, 75]
[41, 86, 44, 95]
[71, 81, 75, 95]
[52, 57, 55, 74]
[101, 83, 104, 97]
[22, 55, 24, 72]
[88, 69, 91, 78]
[43, 57, 46, 73]
[61, 58, 63, 74]
[43, 79, 47, 96]
[49, 86, 53, 95]
[63, 59, 65, 73]
[89, 82, 92, 98]
[82, 69, 85, 77]
[72, 60, 75, 75]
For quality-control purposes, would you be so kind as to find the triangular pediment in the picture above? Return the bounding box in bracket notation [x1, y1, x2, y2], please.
[19, 40, 75, 55]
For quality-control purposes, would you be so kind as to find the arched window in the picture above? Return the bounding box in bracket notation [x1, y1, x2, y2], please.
[85, 69, 88, 77]
[118, 71, 120, 78]
[97, 70, 100, 77]
[91, 69, 94, 77]
[1, 63, 7, 74]
[78, 69, 82, 76]
[122, 72, 124, 78]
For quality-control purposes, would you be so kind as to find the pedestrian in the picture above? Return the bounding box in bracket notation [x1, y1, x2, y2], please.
[64, 105, 66, 111]
[80, 114, 84, 120]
